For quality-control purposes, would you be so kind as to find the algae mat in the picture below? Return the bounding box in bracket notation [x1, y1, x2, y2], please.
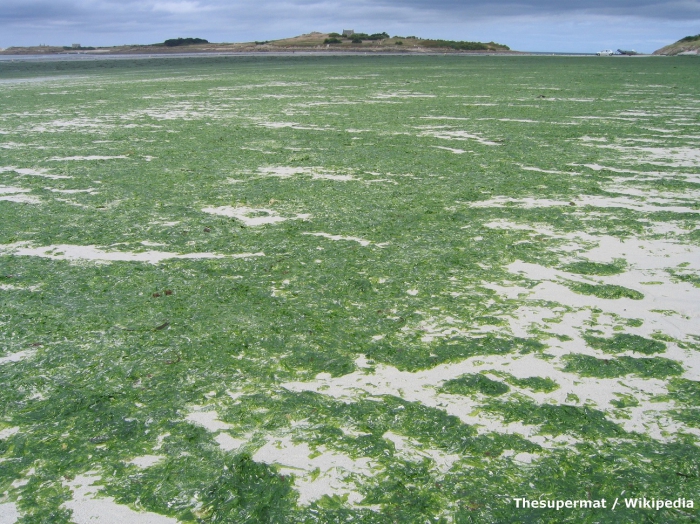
[0, 55, 699, 523]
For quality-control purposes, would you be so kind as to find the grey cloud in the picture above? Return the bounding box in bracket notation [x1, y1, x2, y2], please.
[2, 0, 699, 27]
[368, 0, 700, 20]
[0, 0, 220, 36]
[1, 0, 698, 50]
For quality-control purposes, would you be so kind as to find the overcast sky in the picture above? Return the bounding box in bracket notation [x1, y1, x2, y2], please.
[1, 0, 699, 53]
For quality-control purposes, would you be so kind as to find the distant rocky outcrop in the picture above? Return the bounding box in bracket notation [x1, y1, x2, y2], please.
[653, 34, 700, 55]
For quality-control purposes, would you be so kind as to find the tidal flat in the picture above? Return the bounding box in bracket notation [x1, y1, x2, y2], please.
[0, 54, 699, 523]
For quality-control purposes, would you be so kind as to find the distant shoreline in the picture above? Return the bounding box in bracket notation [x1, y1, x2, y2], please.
[0, 50, 623, 63]
[0, 47, 523, 58]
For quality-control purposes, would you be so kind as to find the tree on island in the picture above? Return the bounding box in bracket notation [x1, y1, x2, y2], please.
[163, 38, 209, 47]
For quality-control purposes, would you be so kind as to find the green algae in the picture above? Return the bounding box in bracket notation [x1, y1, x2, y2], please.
[441, 373, 510, 396]
[610, 393, 639, 409]
[562, 354, 684, 378]
[667, 267, 700, 288]
[584, 333, 667, 355]
[366, 335, 546, 372]
[199, 454, 298, 523]
[567, 282, 644, 300]
[504, 375, 560, 393]
[665, 379, 700, 407]
[481, 398, 624, 438]
[563, 260, 626, 276]
[481, 370, 560, 393]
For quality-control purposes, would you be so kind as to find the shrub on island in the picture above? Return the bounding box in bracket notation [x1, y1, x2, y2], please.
[163, 38, 209, 47]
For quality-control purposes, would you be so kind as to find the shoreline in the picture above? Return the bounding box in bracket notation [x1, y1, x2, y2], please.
[0, 49, 615, 63]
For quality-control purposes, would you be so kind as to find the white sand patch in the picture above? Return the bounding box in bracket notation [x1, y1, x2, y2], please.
[590, 144, 700, 168]
[572, 116, 640, 121]
[468, 195, 700, 214]
[16, 114, 119, 134]
[0, 194, 40, 204]
[257, 166, 356, 181]
[185, 408, 233, 432]
[52, 198, 91, 209]
[63, 473, 177, 524]
[215, 81, 310, 89]
[505, 451, 540, 464]
[285, 352, 692, 444]
[644, 128, 679, 134]
[0, 242, 262, 264]
[571, 163, 651, 174]
[253, 436, 373, 506]
[472, 230, 700, 374]
[124, 103, 230, 122]
[128, 455, 165, 468]
[0, 350, 36, 365]
[202, 206, 310, 226]
[511, 279, 699, 345]
[498, 118, 540, 123]
[153, 433, 170, 451]
[496, 232, 700, 338]
[255, 121, 330, 131]
[577, 167, 700, 185]
[383, 432, 460, 473]
[214, 433, 247, 451]
[0, 166, 70, 179]
[483, 220, 558, 236]
[372, 92, 436, 99]
[47, 156, 128, 161]
[312, 173, 356, 181]
[240, 147, 274, 154]
[420, 116, 471, 121]
[254, 437, 372, 473]
[518, 165, 571, 175]
[46, 187, 99, 195]
[0, 283, 40, 291]
[0, 186, 30, 195]
[545, 98, 596, 103]
[0, 427, 20, 439]
[433, 146, 468, 154]
[0, 503, 19, 524]
[581, 236, 698, 272]
[406, 316, 468, 343]
[418, 129, 501, 146]
[283, 356, 570, 444]
[503, 303, 579, 339]
[303, 232, 381, 247]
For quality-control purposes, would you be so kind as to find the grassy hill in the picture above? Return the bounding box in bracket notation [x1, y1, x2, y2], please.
[653, 34, 700, 55]
[0, 32, 511, 55]
[265, 32, 510, 51]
